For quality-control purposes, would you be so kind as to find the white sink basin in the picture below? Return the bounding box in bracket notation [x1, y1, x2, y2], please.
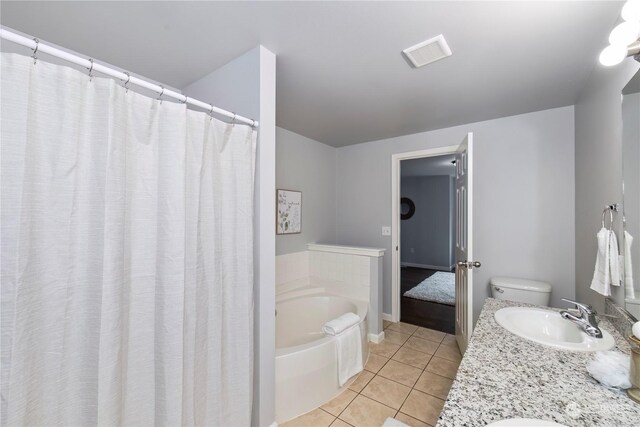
[494, 307, 615, 352]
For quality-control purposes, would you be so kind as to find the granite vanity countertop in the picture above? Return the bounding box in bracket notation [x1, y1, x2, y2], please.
[436, 298, 640, 427]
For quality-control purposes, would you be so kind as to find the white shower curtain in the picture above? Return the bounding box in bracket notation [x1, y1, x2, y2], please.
[1, 53, 256, 426]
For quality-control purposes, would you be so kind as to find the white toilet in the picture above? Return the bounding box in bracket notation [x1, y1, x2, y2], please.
[490, 276, 552, 306]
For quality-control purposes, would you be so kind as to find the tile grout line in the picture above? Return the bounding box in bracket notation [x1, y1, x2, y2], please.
[295, 324, 457, 427]
[391, 336, 433, 425]
[348, 324, 456, 426]
[401, 325, 447, 426]
[341, 338, 403, 425]
[388, 324, 457, 415]
[403, 328, 444, 426]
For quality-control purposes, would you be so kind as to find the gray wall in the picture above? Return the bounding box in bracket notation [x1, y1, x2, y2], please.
[335, 106, 576, 322]
[184, 46, 277, 427]
[276, 127, 336, 255]
[184, 48, 260, 119]
[400, 175, 453, 268]
[622, 92, 640, 299]
[575, 60, 640, 311]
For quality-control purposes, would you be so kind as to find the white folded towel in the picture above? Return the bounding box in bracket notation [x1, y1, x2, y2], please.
[591, 228, 612, 296]
[322, 313, 360, 336]
[323, 313, 363, 386]
[624, 230, 635, 299]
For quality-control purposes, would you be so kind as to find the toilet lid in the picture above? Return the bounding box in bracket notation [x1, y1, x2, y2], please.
[490, 276, 552, 293]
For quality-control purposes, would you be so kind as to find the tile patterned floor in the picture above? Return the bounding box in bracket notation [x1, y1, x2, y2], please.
[281, 321, 461, 427]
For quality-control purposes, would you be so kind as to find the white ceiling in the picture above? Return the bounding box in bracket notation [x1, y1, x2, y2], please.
[401, 155, 456, 177]
[0, 1, 622, 146]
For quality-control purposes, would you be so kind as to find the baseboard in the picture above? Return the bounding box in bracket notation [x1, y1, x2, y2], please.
[382, 313, 393, 322]
[368, 331, 385, 344]
[401, 262, 452, 271]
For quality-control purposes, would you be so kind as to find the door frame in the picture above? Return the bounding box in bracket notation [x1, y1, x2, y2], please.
[390, 145, 459, 323]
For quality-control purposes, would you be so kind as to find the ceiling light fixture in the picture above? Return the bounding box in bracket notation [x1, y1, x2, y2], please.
[609, 21, 640, 46]
[599, 0, 640, 66]
[599, 44, 630, 66]
[622, 0, 640, 22]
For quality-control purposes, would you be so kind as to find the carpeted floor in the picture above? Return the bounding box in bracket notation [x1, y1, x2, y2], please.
[404, 271, 455, 306]
[400, 267, 455, 333]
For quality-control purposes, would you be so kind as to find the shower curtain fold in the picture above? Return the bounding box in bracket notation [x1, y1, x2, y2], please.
[1, 53, 256, 426]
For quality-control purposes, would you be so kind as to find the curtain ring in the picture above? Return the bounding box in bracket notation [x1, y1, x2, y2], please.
[31, 38, 39, 64]
[157, 86, 165, 104]
[231, 113, 237, 127]
[87, 58, 94, 81]
[251, 119, 256, 129]
[123, 72, 131, 93]
[208, 105, 214, 120]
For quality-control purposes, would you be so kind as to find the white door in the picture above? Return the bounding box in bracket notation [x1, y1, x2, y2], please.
[455, 132, 478, 353]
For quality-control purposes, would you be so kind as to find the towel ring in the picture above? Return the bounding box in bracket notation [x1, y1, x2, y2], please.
[601, 207, 614, 231]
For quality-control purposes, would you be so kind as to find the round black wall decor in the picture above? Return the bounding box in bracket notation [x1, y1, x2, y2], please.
[400, 197, 415, 220]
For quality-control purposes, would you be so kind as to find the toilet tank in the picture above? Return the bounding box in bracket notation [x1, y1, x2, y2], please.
[490, 277, 552, 306]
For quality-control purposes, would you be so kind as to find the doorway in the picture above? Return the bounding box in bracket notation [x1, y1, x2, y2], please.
[398, 155, 457, 333]
[391, 134, 476, 349]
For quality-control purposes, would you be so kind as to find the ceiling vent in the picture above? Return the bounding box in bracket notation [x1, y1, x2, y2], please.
[402, 35, 452, 68]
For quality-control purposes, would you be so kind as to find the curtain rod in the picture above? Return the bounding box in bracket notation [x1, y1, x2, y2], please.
[0, 28, 259, 128]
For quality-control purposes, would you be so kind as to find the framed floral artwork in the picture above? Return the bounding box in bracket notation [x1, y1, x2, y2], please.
[276, 189, 302, 234]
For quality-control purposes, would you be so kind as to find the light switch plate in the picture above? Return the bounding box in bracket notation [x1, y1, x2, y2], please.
[381, 226, 391, 236]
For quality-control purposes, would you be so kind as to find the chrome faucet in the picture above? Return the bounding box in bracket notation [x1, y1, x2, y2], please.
[559, 298, 603, 339]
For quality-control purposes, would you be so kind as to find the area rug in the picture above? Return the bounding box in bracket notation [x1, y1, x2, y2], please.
[403, 271, 455, 306]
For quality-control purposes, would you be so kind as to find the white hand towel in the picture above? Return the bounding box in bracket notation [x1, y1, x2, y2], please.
[591, 228, 612, 296]
[335, 324, 363, 386]
[624, 230, 635, 299]
[609, 230, 621, 288]
[322, 312, 360, 336]
[323, 313, 363, 386]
